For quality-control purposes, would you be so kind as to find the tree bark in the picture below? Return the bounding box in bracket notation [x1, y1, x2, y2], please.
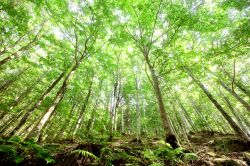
[10, 74, 44, 109]
[27, 77, 67, 139]
[221, 92, 249, 135]
[86, 80, 103, 134]
[223, 71, 250, 97]
[171, 102, 189, 143]
[0, 110, 24, 134]
[135, 76, 141, 141]
[219, 80, 250, 111]
[187, 68, 250, 141]
[86, 98, 99, 134]
[178, 100, 197, 132]
[0, 25, 43, 66]
[0, 101, 33, 134]
[54, 103, 77, 140]
[143, 50, 177, 148]
[203, 106, 228, 134]
[191, 99, 213, 132]
[9, 71, 65, 136]
[73, 80, 93, 135]
[0, 68, 27, 94]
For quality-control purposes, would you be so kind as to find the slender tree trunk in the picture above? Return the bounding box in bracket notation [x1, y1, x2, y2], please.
[234, 81, 250, 98]
[38, 103, 62, 142]
[109, 81, 118, 137]
[22, 116, 42, 138]
[86, 98, 99, 134]
[0, 26, 43, 66]
[0, 110, 25, 134]
[175, 103, 190, 133]
[203, 106, 227, 134]
[178, 101, 197, 132]
[9, 71, 65, 136]
[26, 45, 90, 139]
[168, 114, 181, 146]
[28, 30, 93, 140]
[28, 80, 67, 139]
[187, 68, 250, 141]
[124, 108, 131, 134]
[85, 80, 103, 135]
[114, 83, 122, 132]
[221, 93, 249, 135]
[219, 80, 250, 111]
[191, 99, 213, 132]
[54, 103, 76, 140]
[9, 74, 44, 109]
[73, 81, 93, 135]
[134, 70, 141, 141]
[238, 112, 250, 130]
[110, 91, 115, 134]
[223, 71, 250, 97]
[67, 113, 80, 138]
[1, 101, 33, 134]
[143, 50, 177, 148]
[0, 68, 27, 94]
[171, 102, 189, 143]
[121, 108, 124, 133]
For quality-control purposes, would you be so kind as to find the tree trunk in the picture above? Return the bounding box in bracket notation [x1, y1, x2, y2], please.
[0, 110, 25, 134]
[54, 103, 76, 140]
[121, 108, 124, 133]
[203, 106, 228, 134]
[9, 71, 65, 136]
[134, 70, 141, 141]
[109, 80, 119, 137]
[223, 71, 250, 97]
[187, 68, 250, 141]
[28, 79, 67, 139]
[219, 80, 250, 111]
[9, 74, 44, 109]
[221, 92, 249, 135]
[143, 50, 177, 148]
[0, 68, 27, 94]
[86, 98, 99, 134]
[171, 102, 189, 143]
[1, 101, 33, 134]
[73, 81, 93, 135]
[27, 29, 91, 140]
[124, 108, 131, 134]
[191, 99, 213, 132]
[0, 26, 43, 66]
[178, 100, 197, 132]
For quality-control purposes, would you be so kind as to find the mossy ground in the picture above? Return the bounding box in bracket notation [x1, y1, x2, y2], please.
[1, 131, 250, 166]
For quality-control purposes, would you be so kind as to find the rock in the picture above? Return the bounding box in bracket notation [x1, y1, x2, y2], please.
[213, 158, 247, 166]
[207, 152, 217, 157]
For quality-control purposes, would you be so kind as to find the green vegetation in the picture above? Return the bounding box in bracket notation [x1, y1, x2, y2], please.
[0, 136, 55, 164]
[0, 0, 249, 165]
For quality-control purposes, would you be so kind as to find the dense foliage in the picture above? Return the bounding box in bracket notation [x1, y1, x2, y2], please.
[0, 0, 249, 151]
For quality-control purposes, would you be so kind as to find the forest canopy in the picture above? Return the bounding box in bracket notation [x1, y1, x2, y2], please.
[0, 1, 249, 165]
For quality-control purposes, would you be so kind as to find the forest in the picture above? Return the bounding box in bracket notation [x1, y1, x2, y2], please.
[0, 0, 249, 165]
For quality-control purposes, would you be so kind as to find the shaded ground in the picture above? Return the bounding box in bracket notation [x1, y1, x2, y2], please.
[0, 131, 250, 166]
[187, 131, 250, 166]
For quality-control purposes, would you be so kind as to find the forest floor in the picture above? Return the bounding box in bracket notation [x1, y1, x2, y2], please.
[1, 131, 250, 166]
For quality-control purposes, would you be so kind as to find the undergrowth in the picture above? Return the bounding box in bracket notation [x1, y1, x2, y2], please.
[0, 136, 55, 165]
[143, 141, 198, 165]
[0, 136, 198, 166]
